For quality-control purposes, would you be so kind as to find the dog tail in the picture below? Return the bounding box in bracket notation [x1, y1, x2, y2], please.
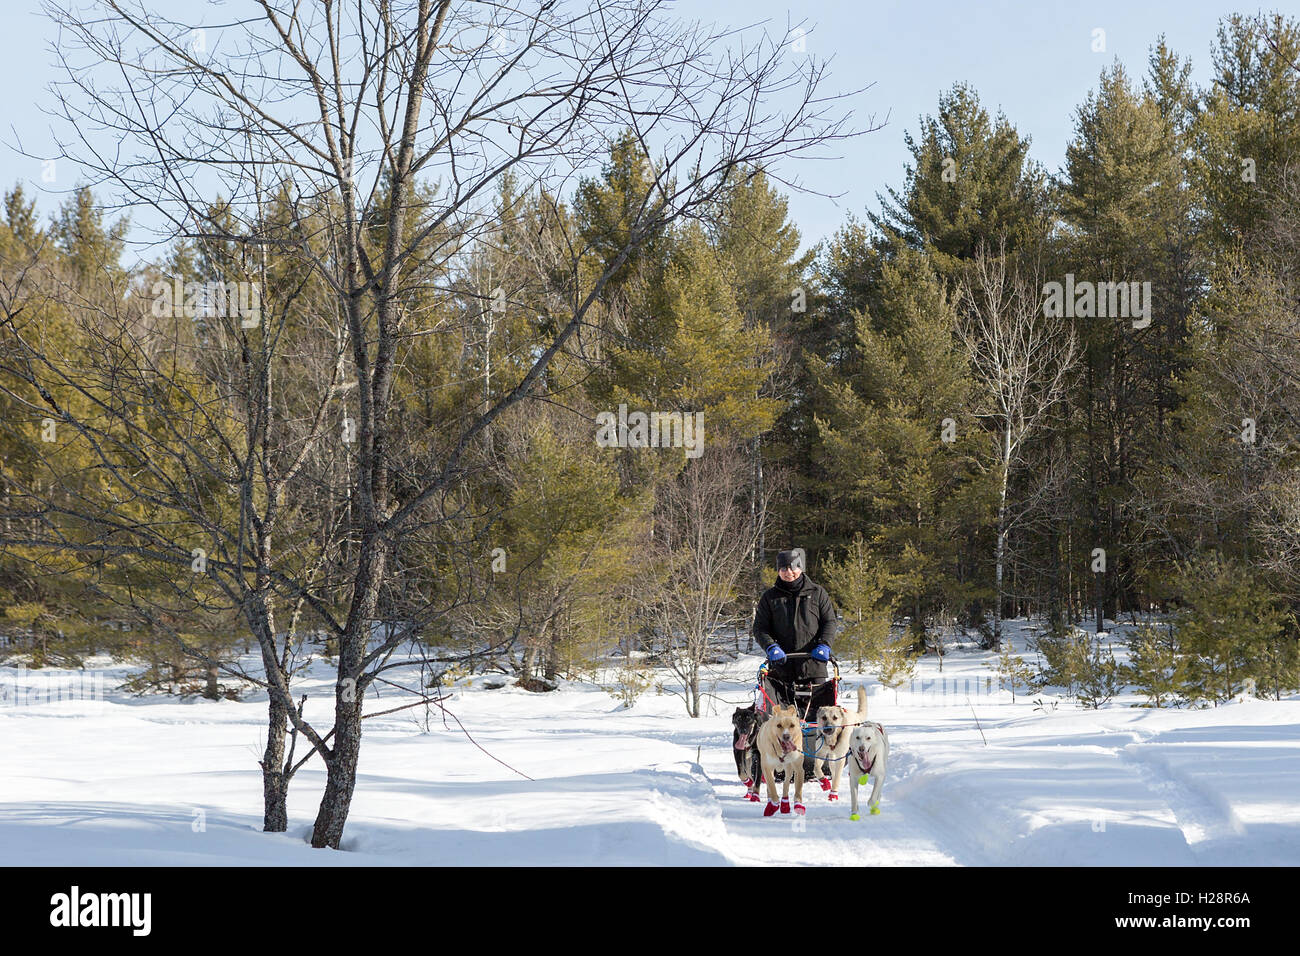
[852, 685, 867, 722]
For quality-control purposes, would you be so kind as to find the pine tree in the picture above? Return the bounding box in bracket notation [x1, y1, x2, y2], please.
[50, 185, 128, 286]
[709, 166, 812, 573]
[876, 637, 916, 700]
[1174, 554, 1291, 705]
[872, 82, 1051, 278]
[1059, 61, 1194, 629]
[1126, 622, 1186, 708]
[1192, 14, 1300, 253]
[990, 639, 1037, 703]
[3, 186, 41, 246]
[809, 248, 994, 643]
[821, 532, 897, 671]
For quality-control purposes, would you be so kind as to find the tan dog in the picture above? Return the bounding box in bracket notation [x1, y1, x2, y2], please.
[756, 704, 806, 816]
[812, 686, 867, 802]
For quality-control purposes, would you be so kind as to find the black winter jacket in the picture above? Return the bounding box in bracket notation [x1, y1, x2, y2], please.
[752, 573, 838, 680]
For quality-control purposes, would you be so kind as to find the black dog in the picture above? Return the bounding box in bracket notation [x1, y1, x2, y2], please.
[731, 704, 767, 801]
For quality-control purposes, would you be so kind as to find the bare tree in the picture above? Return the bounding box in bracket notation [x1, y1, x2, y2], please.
[640, 444, 766, 717]
[0, 200, 352, 832]
[18, 0, 860, 848]
[957, 240, 1077, 648]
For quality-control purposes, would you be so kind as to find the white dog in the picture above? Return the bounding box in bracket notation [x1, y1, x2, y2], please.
[846, 721, 889, 820]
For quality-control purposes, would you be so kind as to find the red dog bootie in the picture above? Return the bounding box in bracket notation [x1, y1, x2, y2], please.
[743, 777, 753, 789]
[827, 791, 839, 802]
[746, 791, 760, 802]
[793, 803, 806, 815]
[819, 776, 832, 791]
[763, 801, 779, 817]
[780, 799, 791, 815]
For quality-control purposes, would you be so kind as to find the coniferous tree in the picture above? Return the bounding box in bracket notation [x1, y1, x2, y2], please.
[810, 249, 994, 644]
[1059, 62, 1194, 628]
[872, 82, 1051, 278]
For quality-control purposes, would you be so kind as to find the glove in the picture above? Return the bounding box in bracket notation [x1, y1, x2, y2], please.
[810, 643, 831, 662]
[765, 644, 787, 663]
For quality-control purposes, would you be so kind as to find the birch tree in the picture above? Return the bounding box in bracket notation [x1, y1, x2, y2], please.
[957, 241, 1076, 648]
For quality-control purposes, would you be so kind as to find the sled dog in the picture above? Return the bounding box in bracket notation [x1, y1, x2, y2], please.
[731, 704, 768, 801]
[811, 685, 867, 802]
[756, 704, 807, 816]
[846, 721, 889, 820]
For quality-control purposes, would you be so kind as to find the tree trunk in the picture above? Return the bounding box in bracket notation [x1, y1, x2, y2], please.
[310, 535, 386, 848]
[310, 697, 362, 848]
[310, 609, 370, 848]
[247, 589, 297, 833]
[994, 426, 1010, 650]
[261, 695, 289, 832]
[543, 641, 557, 683]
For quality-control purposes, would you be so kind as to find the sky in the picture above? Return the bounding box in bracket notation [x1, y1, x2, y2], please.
[3, 0, 1298, 259]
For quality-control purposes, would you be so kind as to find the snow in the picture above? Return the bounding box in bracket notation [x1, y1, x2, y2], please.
[2, 621, 1298, 866]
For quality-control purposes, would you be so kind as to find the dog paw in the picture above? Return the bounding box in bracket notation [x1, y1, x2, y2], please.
[870, 806, 881, 816]
[763, 801, 779, 817]
[779, 799, 791, 815]
[793, 803, 806, 816]
[849, 812, 860, 822]
[827, 791, 838, 802]
[818, 776, 832, 791]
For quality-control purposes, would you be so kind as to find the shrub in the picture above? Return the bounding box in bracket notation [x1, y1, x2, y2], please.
[1125, 622, 1186, 708]
[1173, 554, 1295, 704]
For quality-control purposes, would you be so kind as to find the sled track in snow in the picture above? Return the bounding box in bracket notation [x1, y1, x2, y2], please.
[1118, 738, 1246, 854]
[696, 739, 965, 865]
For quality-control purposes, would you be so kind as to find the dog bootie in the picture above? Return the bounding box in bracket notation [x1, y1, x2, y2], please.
[819, 776, 832, 791]
[779, 799, 791, 815]
[793, 803, 806, 815]
[858, 774, 870, 786]
[870, 806, 881, 816]
[743, 777, 753, 788]
[827, 791, 838, 802]
[746, 791, 760, 802]
[849, 812, 860, 821]
[763, 801, 779, 817]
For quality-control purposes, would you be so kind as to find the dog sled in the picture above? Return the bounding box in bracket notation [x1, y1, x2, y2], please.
[756, 650, 840, 717]
[734, 651, 887, 817]
[754, 651, 840, 781]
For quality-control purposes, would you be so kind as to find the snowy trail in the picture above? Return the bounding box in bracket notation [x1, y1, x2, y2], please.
[1119, 737, 1246, 853]
[697, 737, 963, 866]
[3, 624, 1300, 866]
